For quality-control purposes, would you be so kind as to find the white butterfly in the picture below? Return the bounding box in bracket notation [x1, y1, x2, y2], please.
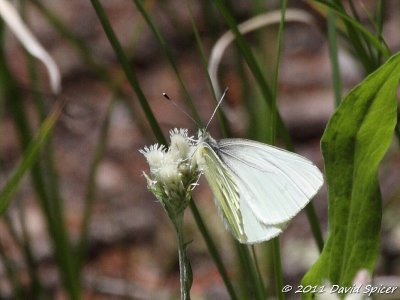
[193, 129, 323, 244]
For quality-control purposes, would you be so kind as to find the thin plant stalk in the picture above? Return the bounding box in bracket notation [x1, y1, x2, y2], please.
[305, 205, 324, 252]
[3, 211, 44, 298]
[272, 237, 284, 300]
[0, 15, 80, 299]
[319, 0, 390, 66]
[90, 4, 234, 299]
[0, 239, 24, 300]
[375, 0, 384, 64]
[235, 241, 252, 299]
[212, 2, 301, 150]
[251, 246, 266, 295]
[189, 200, 239, 300]
[134, 0, 203, 127]
[77, 99, 115, 268]
[184, 0, 231, 137]
[24, 20, 82, 295]
[0, 36, 80, 299]
[236, 244, 265, 300]
[30, 0, 123, 92]
[90, 0, 166, 145]
[210, 8, 281, 296]
[172, 214, 192, 300]
[270, 3, 287, 298]
[31, 0, 154, 138]
[327, 1, 342, 107]
[12, 4, 46, 297]
[17, 207, 46, 298]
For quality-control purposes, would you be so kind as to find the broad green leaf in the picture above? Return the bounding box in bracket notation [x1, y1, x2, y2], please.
[0, 100, 64, 215]
[302, 52, 400, 298]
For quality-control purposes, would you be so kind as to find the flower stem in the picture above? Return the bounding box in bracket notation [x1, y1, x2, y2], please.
[173, 214, 192, 300]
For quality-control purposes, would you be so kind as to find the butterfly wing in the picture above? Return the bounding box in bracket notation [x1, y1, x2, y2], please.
[217, 138, 323, 225]
[197, 144, 286, 243]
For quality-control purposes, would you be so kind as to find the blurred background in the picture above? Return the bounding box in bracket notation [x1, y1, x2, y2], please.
[0, 0, 399, 299]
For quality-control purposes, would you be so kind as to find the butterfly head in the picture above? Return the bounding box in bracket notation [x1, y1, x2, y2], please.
[197, 129, 217, 147]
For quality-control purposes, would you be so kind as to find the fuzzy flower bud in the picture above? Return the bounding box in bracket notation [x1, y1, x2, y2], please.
[169, 128, 191, 160]
[141, 128, 197, 299]
[140, 144, 166, 170]
[140, 128, 199, 220]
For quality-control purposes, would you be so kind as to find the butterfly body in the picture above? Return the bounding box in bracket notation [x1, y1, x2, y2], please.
[194, 129, 323, 244]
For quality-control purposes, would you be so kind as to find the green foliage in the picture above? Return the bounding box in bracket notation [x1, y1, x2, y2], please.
[0, 102, 64, 214]
[302, 52, 400, 298]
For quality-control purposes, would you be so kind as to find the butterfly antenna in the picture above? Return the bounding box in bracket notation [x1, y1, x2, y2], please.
[205, 87, 228, 130]
[162, 93, 198, 126]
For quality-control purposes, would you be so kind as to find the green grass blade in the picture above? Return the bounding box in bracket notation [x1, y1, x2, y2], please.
[0, 100, 64, 214]
[90, 0, 166, 145]
[91, 6, 232, 300]
[251, 246, 266, 296]
[301, 52, 400, 298]
[3, 211, 45, 298]
[235, 244, 265, 300]
[134, 0, 203, 127]
[210, 5, 283, 298]
[0, 239, 24, 300]
[327, 4, 342, 107]
[272, 238, 284, 300]
[375, 0, 384, 63]
[17, 208, 47, 298]
[189, 200, 239, 300]
[184, 0, 231, 137]
[77, 99, 114, 268]
[271, 3, 287, 299]
[213, 0, 293, 149]
[316, 0, 390, 63]
[304, 204, 324, 252]
[214, 0, 273, 98]
[345, 0, 375, 65]
[0, 32, 80, 298]
[271, 0, 288, 133]
[31, 0, 146, 130]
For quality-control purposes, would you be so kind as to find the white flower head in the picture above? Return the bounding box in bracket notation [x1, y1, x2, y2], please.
[140, 129, 200, 219]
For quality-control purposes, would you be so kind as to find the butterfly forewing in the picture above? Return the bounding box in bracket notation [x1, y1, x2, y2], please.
[217, 139, 324, 225]
[199, 144, 288, 243]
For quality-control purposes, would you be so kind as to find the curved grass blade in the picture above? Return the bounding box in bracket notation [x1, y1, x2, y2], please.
[0, 0, 60, 93]
[301, 52, 400, 298]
